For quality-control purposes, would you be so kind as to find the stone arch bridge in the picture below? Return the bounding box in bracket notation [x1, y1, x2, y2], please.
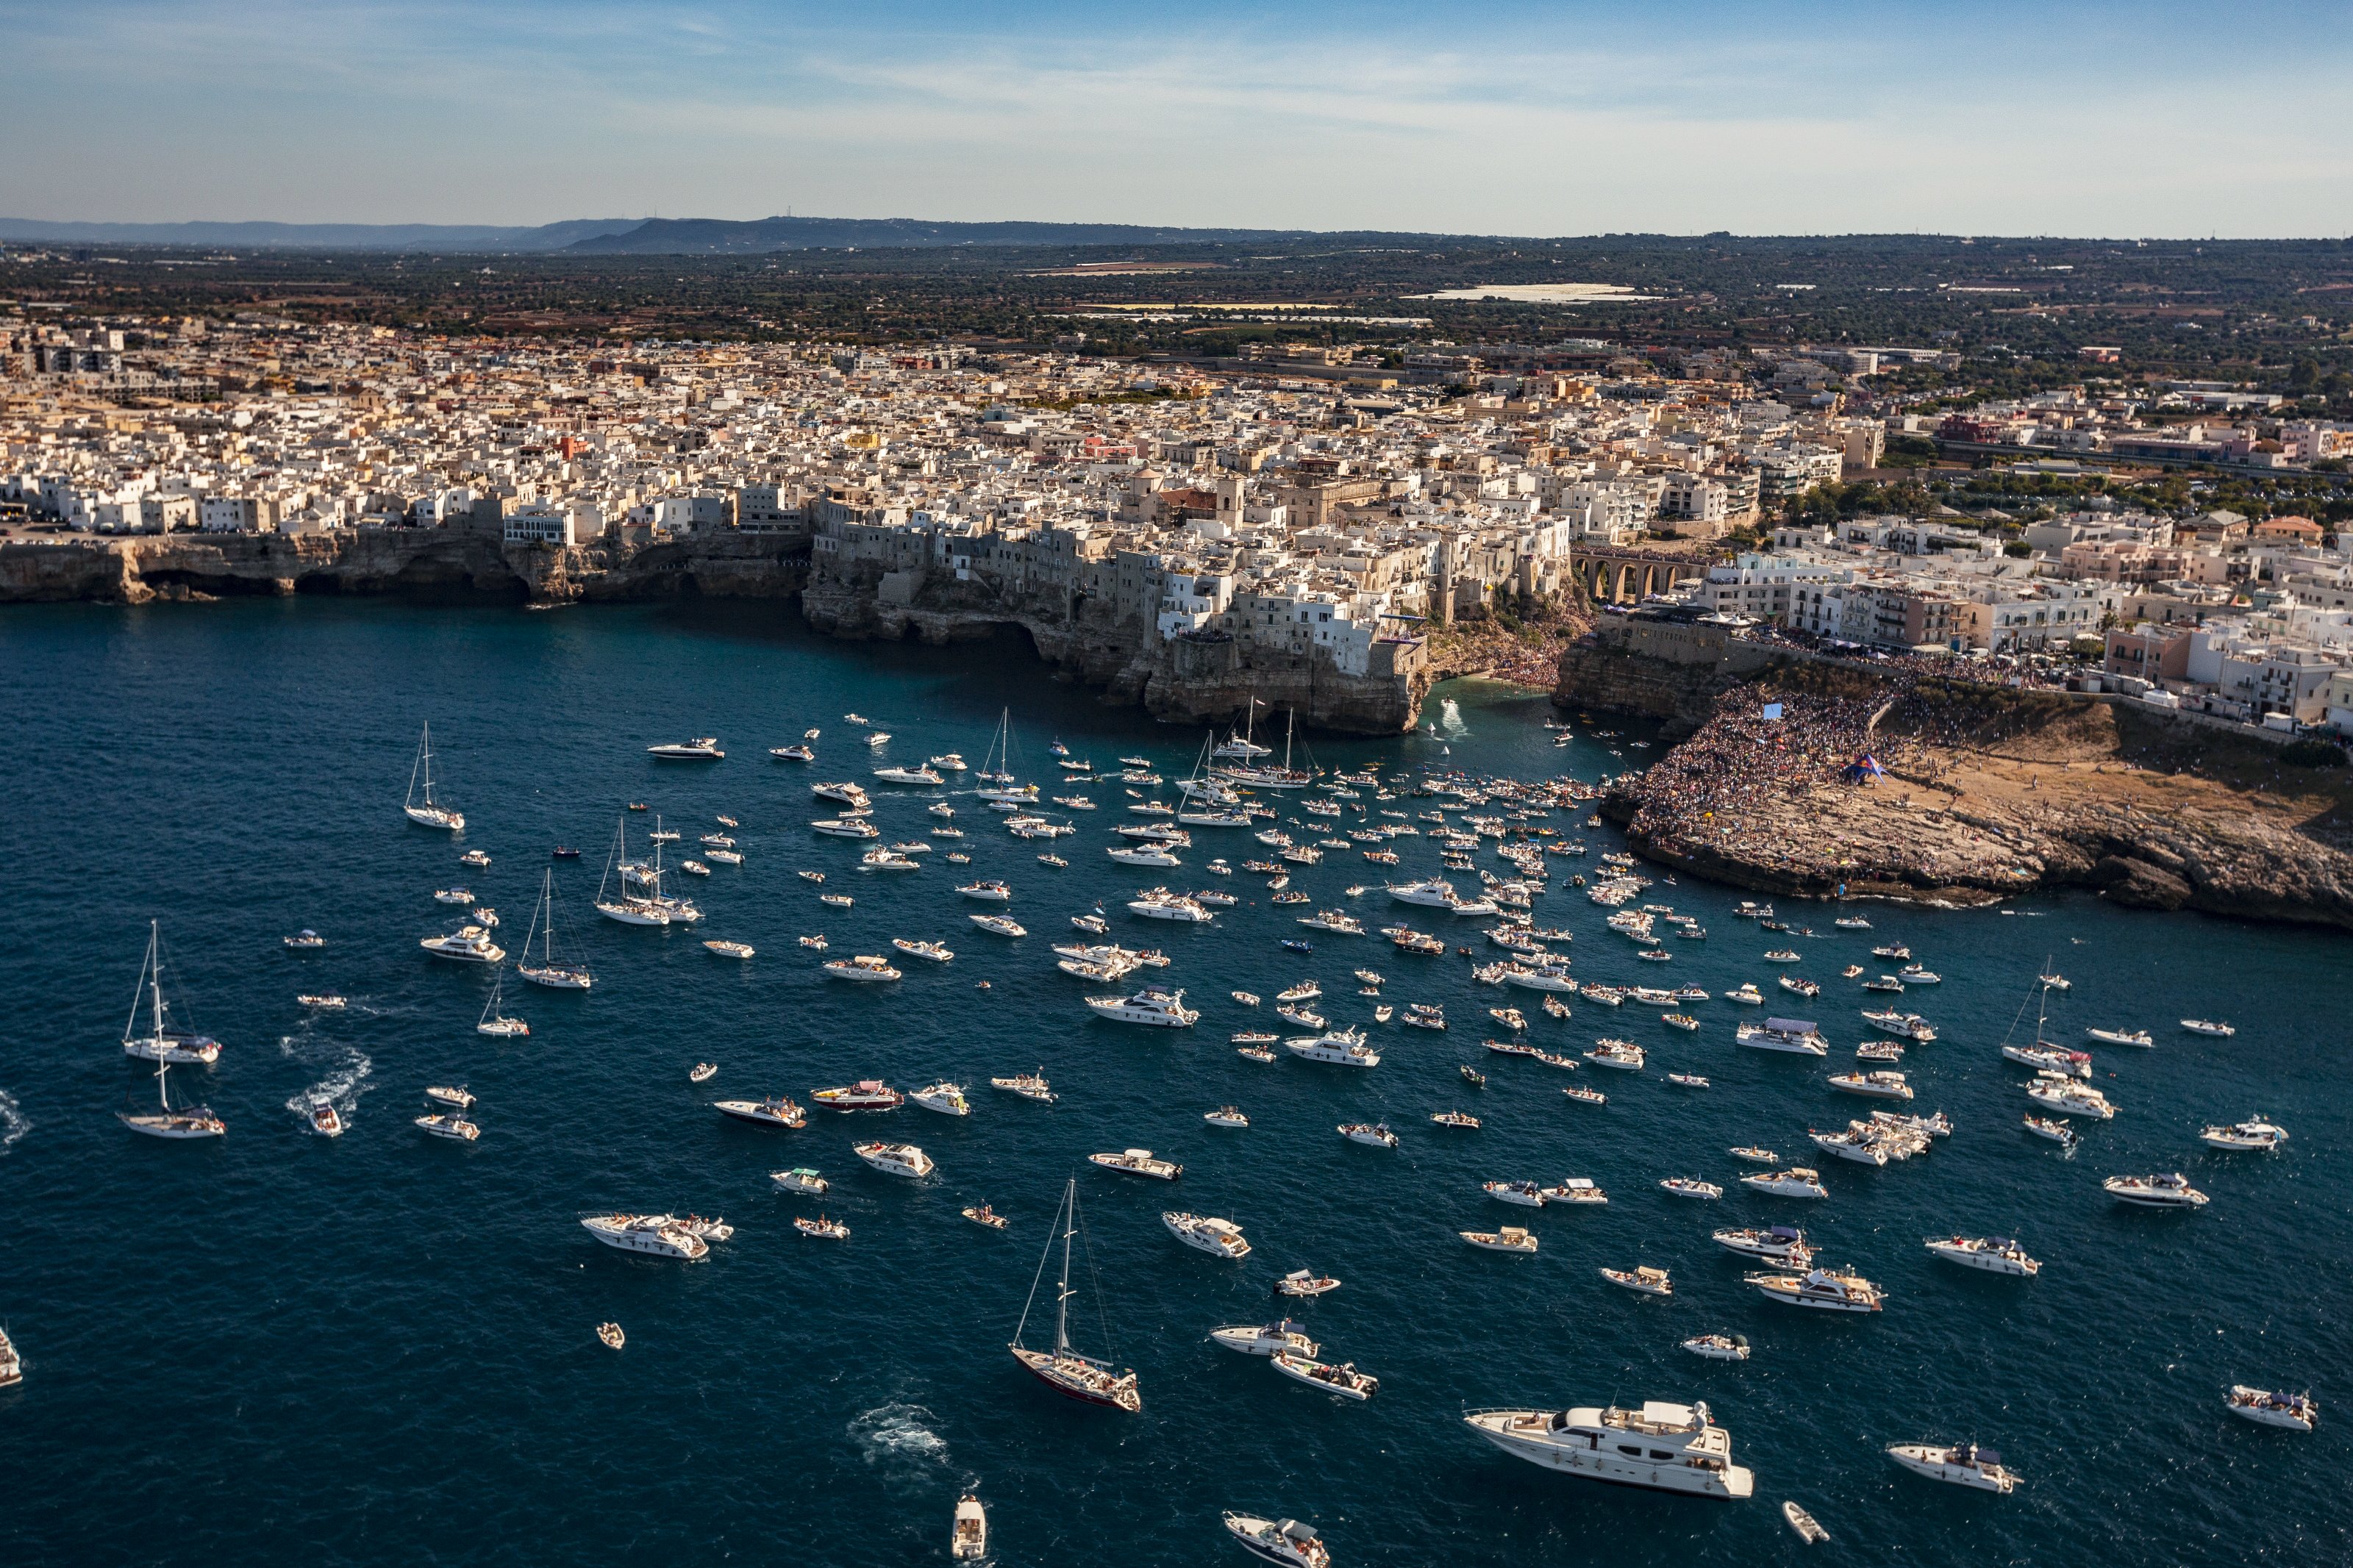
[1576, 546, 1710, 606]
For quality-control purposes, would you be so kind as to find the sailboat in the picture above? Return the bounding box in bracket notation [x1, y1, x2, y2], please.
[476, 966, 530, 1037]
[1009, 1178, 1142, 1411]
[595, 817, 671, 926]
[518, 870, 594, 989]
[121, 921, 221, 1064]
[118, 941, 226, 1139]
[403, 723, 465, 830]
[1176, 733, 1252, 826]
[1215, 709, 1312, 790]
[974, 706, 1038, 803]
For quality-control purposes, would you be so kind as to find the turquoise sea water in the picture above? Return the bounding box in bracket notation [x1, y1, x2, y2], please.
[0, 598, 2344, 1567]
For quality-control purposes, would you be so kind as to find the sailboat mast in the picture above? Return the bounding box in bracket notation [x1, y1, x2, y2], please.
[148, 920, 166, 1042]
[1284, 709, 1294, 770]
[407, 725, 426, 810]
[1054, 1180, 1076, 1354]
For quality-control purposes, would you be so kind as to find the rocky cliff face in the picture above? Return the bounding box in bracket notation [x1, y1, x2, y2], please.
[1599, 658, 2353, 933]
[800, 562, 1428, 735]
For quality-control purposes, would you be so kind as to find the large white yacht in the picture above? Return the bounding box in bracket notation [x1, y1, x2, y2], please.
[420, 925, 505, 963]
[1284, 1028, 1382, 1067]
[1162, 1211, 1252, 1259]
[1107, 842, 1183, 867]
[2199, 1117, 2288, 1151]
[1888, 1442, 2018, 1492]
[2025, 1076, 2115, 1120]
[1924, 1236, 2040, 1275]
[401, 722, 465, 830]
[1740, 1167, 1829, 1199]
[1712, 1226, 1813, 1263]
[1746, 1266, 1883, 1311]
[1386, 876, 1461, 908]
[579, 1213, 709, 1259]
[1127, 887, 1213, 922]
[813, 781, 873, 809]
[872, 765, 944, 785]
[1737, 1018, 1829, 1055]
[1085, 987, 1199, 1026]
[811, 816, 882, 839]
[646, 738, 724, 759]
[2103, 1173, 2209, 1209]
[854, 1142, 935, 1178]
[1463, 1400, 1754, 1498]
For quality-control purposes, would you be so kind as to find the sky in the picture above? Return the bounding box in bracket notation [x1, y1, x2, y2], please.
[5, 0, 2351, 237]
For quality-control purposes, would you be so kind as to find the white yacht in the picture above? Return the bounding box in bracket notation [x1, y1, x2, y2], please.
[2225, 1386, 2318, 1432]
[2087, 1026, 2156, 1047]
[891, 938, 954, 964]
[119, 923, 223, 1064]
[1085, 987, 1199, 1026]
[1888, 1442, 2018, 1492]
[1740, 1167, 1829, 1199]
[475, 969, 529, 1037]
[2179, 1018, 2237, 1037]
[1163, 1211, 1251, 1259]
[811, 817, 882, 839]
[420, 925, 505, 963]
[1925, 1236, 2040, 1275]
[1463, 1400, 1754, 1498]
[812, 781, 873, 808]
[593, 819, 676, 926]
[1462, 1226, 1539, 1253]
[958, 878, 1013, 902]
[415, 1113, 481, 1141]
[2199, 1117, 2288, 1151]
[2104, 1173, 2209, 1209]
[911, 1082, 971, 1116]
[517, 869, 594, 989]
[931, 753, 968, 772]
[1285, 1028, 1381, 1067]
[1681, 1333, 1751, 1361]
[1210, 1321, 1317, 1357]
[824, 955, 902, 983]
[951, 1495, 988, 1561]
[1829, 1070, 1913, 1100]
[1385, 876, 1461, 907]
[1338, 1122, 1398, 1148]
[854, 1142, 934, 1178]
[1737, 1018, 1829, 1055]
[1127, 887, 1213, 922]
[2025, 1076, 2115, 1119]
[646, 737, 724, 759]
[401, 723, 465, 830]
[1722, 983, 1765, 1006]
[1223, 1514, 1330, 1568]
[873, 765, 944, 785]
[1107, 842, 1183, 867]
[579, 1213, 708, 1259]
[1089, 1148, 1182, 1179]
[1269, 1353, 1376, 1400]
[713, 1096, 807, 1129]
[1748, 1266, 1882, 1311]
[118, 1037, 226, 1140]
[771, 1167, 827, 1195]
[970, 914, 1027, 938]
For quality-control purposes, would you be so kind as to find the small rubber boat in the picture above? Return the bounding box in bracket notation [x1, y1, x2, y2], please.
[1682, 1333, 1751, 1361]
[689, 1062, 718, 1083]
[795, 1214, 850, 1240]
[1783, 1500, 1829, 1543]
[596, 1322, 625, 1350]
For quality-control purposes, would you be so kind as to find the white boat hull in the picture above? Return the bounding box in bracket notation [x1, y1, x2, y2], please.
[1463, 1411, 1753, 1497]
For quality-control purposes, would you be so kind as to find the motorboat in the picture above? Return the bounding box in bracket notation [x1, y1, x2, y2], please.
[951, 1495, 989, 1561]
[1338, 1122, 1399, 1148]
[1562, 1084, 1607, 1106]
[1861, 1009, 1937, 1041]
[704, 939, 754, 959]
[1660, 1178, 1724, 1200]
[1727, 1147, 1780, 1164]
[283, 929, 326, 950]
[1285, 1028, 1381, 1067]
[579, 1213, 706, 1260]
[1399, 1003, 1446, 1030]
[1713, 1225, 1812, 1263]
[1273, 1270, 1340, 1297]
[1127, 888, 1213, 923]
[854, 1142, 934, 1178]
[958, 878, 1013, 902]
[1899, 964, 1941, 984]
[1723, 984, 1765, 1006]
[2104, 1173, 2209, 1209]
[890, 938, 955, 964]
[859, 847, 921, 872]
[1829, 1070, 1913, 1100]
[647, 738, 724, 760]
[932, 753, 970, 772]
[1924, 1236, 2040, 1276]
[824, 955, 902, 983]
[1163, 1211, 1251, 1258]
[970, 914, 1027, 937]
[1086, 987, 1199, 1026]
[1430, 1110, 1480, 1129]
[1090, 1148, 1182, 1179]
[1740, 1167, 1829, 1199]
[2087, 1026, 2155, 1047]
[597, 1322, 625, 1350]
[1784, 1502, 1829, 1543]
[1584, 1041, 1644, 1071]
[770, 743, 816, 762]
[1736, 1018, 1828, 1056]
[1681, 1333, 1751, 1361]
[1205, 1106, 1251, 1129]
[811, 1081, 904, 1111]
[415, 1113, 480, 1141]
[795, 1214, 850, 1240]
[1210, 1320, 1318, 1357]
[1269, 1353, 1377, 1400]
[771, 1167, 828, 1194]
[990, 1071, 1057, 1102]
[2005, 1043, 2090, 1076]
[811, 817, 881, 840]
[1108, 842, 1182, 867]
[872, 765, 944, 785]
[2200, 1117, 2288, 1151]
[963, 1204, 1009, 1231]
[420, 925, 505, 963]
[715, 1096, 807, 1130]
[1485, 1179, 1548, 1207]
[2025, 1077, 2114, 1119]
[308, 1100, 345, 1136]
[1747, 1266, 1883, 1311]
[2225, 1386, 2318, 1432]
[2022, 1115, 2078, 1148]
[1462, 1400, 1754, 1497]
[1602, 1265, 1674, 1297]
[2180, 1018, 2237, 1037]
[1463, 1226, 1539, 1253]
[1888, 1442, 2018, 1493]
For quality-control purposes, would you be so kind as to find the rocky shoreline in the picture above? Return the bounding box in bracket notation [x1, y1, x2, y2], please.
[1575, 646, 2353, 933]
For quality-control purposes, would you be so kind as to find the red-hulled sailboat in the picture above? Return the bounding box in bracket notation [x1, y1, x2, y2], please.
[1009, 1178, 1141, 1412]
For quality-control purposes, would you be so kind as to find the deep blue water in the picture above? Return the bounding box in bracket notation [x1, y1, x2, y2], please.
[0, 598, 2345, 1567]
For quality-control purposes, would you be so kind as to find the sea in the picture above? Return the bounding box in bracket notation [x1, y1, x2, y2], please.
[0, 598, 2343, 1567]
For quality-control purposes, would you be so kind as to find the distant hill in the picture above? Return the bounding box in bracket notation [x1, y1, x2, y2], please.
[561, 216, 1388, 253]
[0, 218, 644, 251]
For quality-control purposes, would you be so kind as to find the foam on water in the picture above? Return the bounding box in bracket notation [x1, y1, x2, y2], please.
[0, 1088, 29, 1153]
[849, 1402, 951, 1479]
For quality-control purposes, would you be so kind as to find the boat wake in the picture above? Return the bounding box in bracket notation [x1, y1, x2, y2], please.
[0, 1089, 29, 1153]
[282, 1046, 374, 1118]
[848, 1402, 949, 1480]
[1439, 698, 1468, 737]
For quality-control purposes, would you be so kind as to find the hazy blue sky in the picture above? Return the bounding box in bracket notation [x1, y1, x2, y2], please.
[6, 0, 2349, 235]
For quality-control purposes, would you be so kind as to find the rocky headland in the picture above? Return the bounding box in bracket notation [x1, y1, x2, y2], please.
[1560, 617, 2353, 932]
